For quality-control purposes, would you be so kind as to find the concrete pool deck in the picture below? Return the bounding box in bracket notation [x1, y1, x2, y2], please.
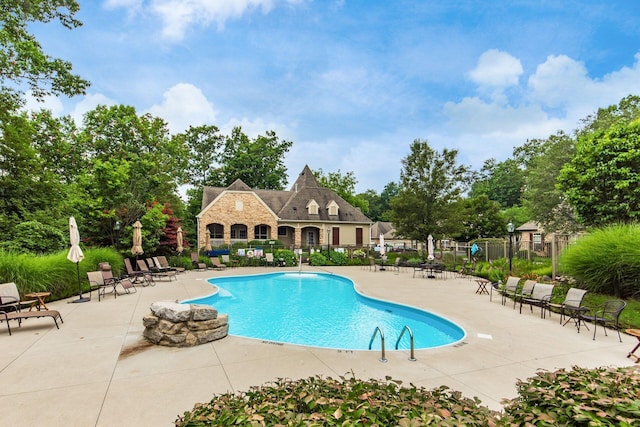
[0, 266, 635, 426]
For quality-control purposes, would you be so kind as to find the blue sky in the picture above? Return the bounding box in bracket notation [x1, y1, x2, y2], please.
[28, 0, 640, 193]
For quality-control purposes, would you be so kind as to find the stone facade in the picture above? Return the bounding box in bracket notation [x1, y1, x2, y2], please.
[143, 301, 228, 347]
[197, 165, 373, 250]
[198, 191, 279, 247]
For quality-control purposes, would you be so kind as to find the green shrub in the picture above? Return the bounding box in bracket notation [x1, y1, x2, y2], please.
[274, 249, 297, 266]
[560, 224, 640, 298]
[328, 250, 347, 266]
[175, 375, 499, 426]
[308, 252, 327, 266]
[176, 367, 640, 426]
[1, 220, 66, 254]
[0, 248, 123, 300]
[502, 366, 640, 426]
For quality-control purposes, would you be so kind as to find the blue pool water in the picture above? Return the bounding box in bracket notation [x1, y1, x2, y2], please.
[185, 272, 465, 350]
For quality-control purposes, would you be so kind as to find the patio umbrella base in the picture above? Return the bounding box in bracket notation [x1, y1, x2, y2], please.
[72, 297, 90, 303]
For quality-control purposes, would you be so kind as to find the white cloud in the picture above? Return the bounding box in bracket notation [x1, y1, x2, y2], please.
[528, 53, 640, 123]
[150, 0, 275, 40]
[468, 49, 523, 88]
[104, 0, 308, 40]
[23, 92, 64, 116]
[70, 93, 117, 126]
[146, 83, 218, 133]
[438, 50, 640, 170]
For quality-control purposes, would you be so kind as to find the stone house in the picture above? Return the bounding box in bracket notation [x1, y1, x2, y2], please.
[196, 165, 373, 251]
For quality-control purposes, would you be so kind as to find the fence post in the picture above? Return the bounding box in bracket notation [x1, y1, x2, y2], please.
[552, 233, 557, 279]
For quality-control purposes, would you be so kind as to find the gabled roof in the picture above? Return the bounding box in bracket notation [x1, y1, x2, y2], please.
[200, 165, 372, 224]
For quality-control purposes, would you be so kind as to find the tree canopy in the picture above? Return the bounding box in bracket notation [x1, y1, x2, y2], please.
[391, 139, 470, 245]
[0, 0, 89, 102]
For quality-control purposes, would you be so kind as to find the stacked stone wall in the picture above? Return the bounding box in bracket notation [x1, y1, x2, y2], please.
[143, 301, 228, 347]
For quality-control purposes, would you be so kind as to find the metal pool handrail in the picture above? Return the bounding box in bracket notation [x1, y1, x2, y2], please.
[368, 326, 387, 362]
[395, 325, 417, 361]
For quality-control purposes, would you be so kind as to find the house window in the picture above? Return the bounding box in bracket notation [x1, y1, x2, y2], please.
[307, 200, 319, 215]
[230, 224, 247, 240]
[254, 224, 269, 240]
[210, 223, 223, 239]
[307, 230, 315, 245]
[278, 227, 288, 236]
[327, 200, 339, 216]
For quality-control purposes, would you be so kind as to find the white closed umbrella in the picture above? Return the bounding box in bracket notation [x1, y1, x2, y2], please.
[379, 233, 386, 271]
[427, 234, 435, 261]
[67, 216, 88, 303]
[176, 227, 184, 254]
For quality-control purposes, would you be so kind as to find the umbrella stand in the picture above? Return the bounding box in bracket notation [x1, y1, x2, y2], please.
[72, 262, 89, 303]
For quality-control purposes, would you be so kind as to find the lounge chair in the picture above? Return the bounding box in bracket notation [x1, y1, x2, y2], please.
[191, 253, 207, 270]
[519, 282, 554, 318]
[124, 258, 153, 286]
[147, 257, 178, 280]
[98, 263, 137, 297]
[137, 259, 175, 281]
[156, 255, 185, 273]
[0, 309, 63, 335]
[87, 271, 109, 301]
[0, 282, 37, 312]
[210, 257, 227, 270]
[491, 276, 520, 304]
[221, 254, 235, 268]
[548, 287, 588, 325]
[264, 253, 275, 267]
[511, 279, 536, 309]
[579, 299, 627, 342]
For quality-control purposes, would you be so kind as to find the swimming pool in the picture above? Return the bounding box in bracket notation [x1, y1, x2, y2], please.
[185, 272, 465, 350]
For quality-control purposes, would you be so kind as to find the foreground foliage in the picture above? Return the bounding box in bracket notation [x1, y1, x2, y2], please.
[502, 366, 640, 426]
[176, 375, 499, 426]
[177, 366, 640, 426]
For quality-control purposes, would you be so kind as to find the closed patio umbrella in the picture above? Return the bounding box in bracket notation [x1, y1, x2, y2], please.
[131, 220, 144, 256]
[176, 226, 184, 254]
[427, 234, 435, 261]
[205, 229, 212, 251]
[379, 233, 386, 271]
[67, 216, 88, 303]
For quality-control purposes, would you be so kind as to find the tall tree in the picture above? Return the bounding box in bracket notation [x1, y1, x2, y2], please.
[391, 139, 470, 246]
[519, 131, 578, 232]
[220, 127, 292, 189]
[558, 119, 640, 226]
[0, 0, 89, 101]
[180, 124, 225, 187]
[469, 158, 524, 208]
[74, 105, 187, 246]
[314, 168, 369, 214]
[451, 195, 505, 241]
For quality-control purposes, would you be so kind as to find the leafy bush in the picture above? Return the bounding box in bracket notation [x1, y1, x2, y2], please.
[328, 250, 348, 266]
[308, 252, 327, 266]
[560, 224, 640, 298]
[177, 367, 640, 426]
[502, 366, 640, 426]
[1, 220, 66, 254]
[175, 375, 499, 426]
[274, 249, 298, 266]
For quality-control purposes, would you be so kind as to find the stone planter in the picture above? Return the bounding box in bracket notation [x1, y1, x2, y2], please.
[143, 301, 228, 347]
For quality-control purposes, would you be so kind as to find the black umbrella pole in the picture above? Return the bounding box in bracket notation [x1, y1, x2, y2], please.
[73, 262, 89, 303]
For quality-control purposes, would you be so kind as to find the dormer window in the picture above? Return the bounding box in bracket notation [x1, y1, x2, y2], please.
[327, 200, 339, 216]
[306, 199, 320, 215]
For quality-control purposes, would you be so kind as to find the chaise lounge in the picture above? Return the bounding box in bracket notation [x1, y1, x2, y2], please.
[1, 309, 63, 335]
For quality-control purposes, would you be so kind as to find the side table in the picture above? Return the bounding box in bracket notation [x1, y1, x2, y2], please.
[25, 292, 51, 311]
